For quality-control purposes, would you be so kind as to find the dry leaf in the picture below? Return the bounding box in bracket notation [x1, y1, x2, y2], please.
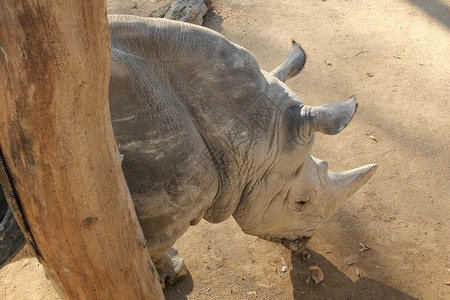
[366, 72, 375, 77]
[311, 267, 324, 285]
[325, 60, 333, 66]
[301, 250, 311, 261]
[354, 50, 368, 57]
[309, 266, 320, 271]
[344, 262, 355, 270]
[305, 276, 311, 284]
[358, 242, 371, 252]
[270, 262, 277, 273]
[369, 135, 378, 142]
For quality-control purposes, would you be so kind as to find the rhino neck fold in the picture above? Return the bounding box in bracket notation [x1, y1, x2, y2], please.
[200, 91, 292, 223]
[202, 143, 252, 224]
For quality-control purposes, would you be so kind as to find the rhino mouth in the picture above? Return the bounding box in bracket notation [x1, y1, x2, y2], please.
[280, 236, 311, 253]
[261, 235, 312, 253]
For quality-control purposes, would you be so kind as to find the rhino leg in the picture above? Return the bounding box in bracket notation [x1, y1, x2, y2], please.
[151, 246, 187, 289]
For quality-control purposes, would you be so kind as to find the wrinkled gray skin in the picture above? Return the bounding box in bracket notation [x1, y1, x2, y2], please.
[108, 15, 377, 287]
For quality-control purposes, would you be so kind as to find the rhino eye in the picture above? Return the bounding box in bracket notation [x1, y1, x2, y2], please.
[292, 192, 312, 212]
[297, 192, 311, 203]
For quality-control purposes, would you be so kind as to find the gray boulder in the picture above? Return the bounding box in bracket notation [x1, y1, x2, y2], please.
[149, 0, 211, 25]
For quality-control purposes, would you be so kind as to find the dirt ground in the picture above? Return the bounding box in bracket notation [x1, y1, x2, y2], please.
[1, 0, 449, 299]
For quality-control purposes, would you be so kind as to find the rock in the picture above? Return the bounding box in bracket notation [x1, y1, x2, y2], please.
[149, 0, 211, 25]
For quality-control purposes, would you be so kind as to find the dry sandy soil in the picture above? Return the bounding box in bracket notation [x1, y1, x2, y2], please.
[1, 0, 449, 299]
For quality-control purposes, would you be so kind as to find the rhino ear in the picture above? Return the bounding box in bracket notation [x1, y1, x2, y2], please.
[270, 40, 306, 82]
[300, 96, 358, 138]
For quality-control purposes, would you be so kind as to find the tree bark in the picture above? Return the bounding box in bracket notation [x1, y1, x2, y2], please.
[0, 1, 164, 299]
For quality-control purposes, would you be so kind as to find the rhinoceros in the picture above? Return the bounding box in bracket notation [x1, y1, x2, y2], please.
[0, 15, 377, 288]
[107, 15, 377, 286]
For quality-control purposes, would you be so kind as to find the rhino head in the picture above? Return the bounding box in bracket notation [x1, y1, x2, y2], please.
[228, 42, 377, 251]
[234, 150, 377, 252]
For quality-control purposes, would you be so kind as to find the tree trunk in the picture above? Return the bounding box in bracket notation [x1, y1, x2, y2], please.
[0, 1, 164, 299]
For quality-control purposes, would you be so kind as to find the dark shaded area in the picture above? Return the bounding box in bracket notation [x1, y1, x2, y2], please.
[0, 185, 26, 269]
[290, 250, 418, 300]
[202, 8, 223, 32]
[163, 270, 194, 299]
[408, 0, 450, 28]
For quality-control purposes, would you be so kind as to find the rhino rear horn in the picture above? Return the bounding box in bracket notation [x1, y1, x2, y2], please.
[270, 40, 306, 82]
[299, 96, 358, 139]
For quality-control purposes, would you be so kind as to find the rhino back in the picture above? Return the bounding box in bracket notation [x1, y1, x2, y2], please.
[109, 20, 218, 250]
[108, 15, 274, 222]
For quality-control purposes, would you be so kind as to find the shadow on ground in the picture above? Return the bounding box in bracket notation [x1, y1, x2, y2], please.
[290, 250, 418, 300]
[163, 271, 194, 300]
[203, 8, 224, 32]
[407, 0, 450, 29]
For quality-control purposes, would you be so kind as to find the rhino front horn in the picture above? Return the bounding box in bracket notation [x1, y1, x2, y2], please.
[299, 96, 358, 140]
[326, 163, 378, 216]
